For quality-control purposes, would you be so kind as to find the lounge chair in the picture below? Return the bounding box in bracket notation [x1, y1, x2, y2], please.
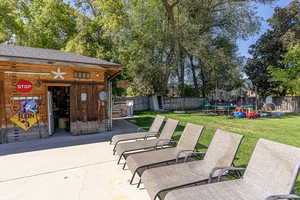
[115, 118, 179, 166]
[126, 123, 205, 187]
[111, 115, 165, 153]
[142, 129, 243, 200]
[164, 139, 300, 200]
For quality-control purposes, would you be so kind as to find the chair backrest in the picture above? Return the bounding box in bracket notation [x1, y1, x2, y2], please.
[158, 119, 179, 140]
[176, 123, 204, 151]
[200, 129, 243, 174]
[149, 115, 165, 133]
[243, 139, 300, 196]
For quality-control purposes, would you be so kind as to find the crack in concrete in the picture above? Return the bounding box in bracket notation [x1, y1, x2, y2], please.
[0, 160, 116, 184]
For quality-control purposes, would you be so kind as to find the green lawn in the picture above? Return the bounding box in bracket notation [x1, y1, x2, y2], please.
[127, 111, 300, 194]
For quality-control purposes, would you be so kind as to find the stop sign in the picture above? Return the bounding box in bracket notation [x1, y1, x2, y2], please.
[16, 80, 33, 93]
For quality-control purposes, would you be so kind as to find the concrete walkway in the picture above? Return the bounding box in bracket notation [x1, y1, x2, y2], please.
[0, 119, 141, 156]
[0, 120, 149, 200]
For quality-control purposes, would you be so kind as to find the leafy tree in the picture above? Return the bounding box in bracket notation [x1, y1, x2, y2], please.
[1, 0, 78, 49]
[245, 0, 300, 96]
[268, 45, 300, 95]
[0, 0, 19, 43]
[158, 0, 270, 96]
[0, 0, 278, 98]
[111, 0, 174, 96]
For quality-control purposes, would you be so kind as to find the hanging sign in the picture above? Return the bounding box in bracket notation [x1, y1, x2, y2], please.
[10, 99, 39, 131]
[16, 80, 33, 93]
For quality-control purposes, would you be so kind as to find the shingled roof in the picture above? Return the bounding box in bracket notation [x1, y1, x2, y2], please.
[0, 44, 121, 67]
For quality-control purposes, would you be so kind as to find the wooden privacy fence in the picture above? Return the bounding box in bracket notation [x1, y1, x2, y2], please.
[114, 96, 300, 113]
[162, 97, 205, 110]
[272, 96, 300, 112]
[243, 96, 300, 112]
[114, 96, 205, 111]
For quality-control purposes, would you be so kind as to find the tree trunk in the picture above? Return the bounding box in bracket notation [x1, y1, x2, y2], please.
[199, 66, 207, 98]
[160, 0, 183, 96]
[190, 55, 199, 92]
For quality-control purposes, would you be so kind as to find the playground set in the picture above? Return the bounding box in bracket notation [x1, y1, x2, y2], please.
[200, 103, 283, 119]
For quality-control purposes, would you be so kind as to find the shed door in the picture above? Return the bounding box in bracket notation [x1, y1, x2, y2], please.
[70, 83, 107, 124]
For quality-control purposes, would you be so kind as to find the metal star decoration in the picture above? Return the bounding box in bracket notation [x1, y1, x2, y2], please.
[51, 68, 67, 79]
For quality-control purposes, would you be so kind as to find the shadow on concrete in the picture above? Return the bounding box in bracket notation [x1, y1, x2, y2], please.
[0, 119, 140, 156]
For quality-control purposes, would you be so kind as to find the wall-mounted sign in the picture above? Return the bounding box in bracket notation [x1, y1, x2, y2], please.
[10, 100, 39, 131]
[10, 113, 39, 132]
[81, 93, 87, 101]
[11, 96, 40, 101]
[16, 80, 33, 93]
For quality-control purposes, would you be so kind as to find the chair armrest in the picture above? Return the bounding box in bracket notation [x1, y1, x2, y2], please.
[184, 152, 206, 162]
[136, 127, 144, 132]
[208, 166, 246, 183]
[155, 139, 177, 148]
[176, 150, 194, 162]
[144, 132, 159, 139]
[265, 195, 300, 200]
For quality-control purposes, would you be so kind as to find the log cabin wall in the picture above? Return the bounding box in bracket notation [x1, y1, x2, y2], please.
[0, 61, 117, 143]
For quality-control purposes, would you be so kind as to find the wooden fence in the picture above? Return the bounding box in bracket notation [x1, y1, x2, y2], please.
[114, 96, 205, 111]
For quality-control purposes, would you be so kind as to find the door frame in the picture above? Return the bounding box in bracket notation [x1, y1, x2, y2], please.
[47, 90, 54, 136]
[47, 84, 71, 135]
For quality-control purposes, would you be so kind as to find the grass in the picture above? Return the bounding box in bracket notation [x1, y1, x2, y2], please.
[127, 111, 300, 195]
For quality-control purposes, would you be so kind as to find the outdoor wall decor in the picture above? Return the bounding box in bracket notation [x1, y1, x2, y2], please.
[51, 68, 66, 79]
[99, 91, 107, 101]
[16, 80, 33, 93]
[10, 99, 40, 131]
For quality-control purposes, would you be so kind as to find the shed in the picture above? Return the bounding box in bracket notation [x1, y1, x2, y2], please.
[0, 44, 122, 143]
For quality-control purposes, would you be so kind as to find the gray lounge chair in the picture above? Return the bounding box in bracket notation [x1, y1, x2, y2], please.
[164, 139, 300, 200]
[142, 129, 244, 200]
[115, 119, 179, 166]
[111, 115, 165, 153]
[126, 123, 205, 187]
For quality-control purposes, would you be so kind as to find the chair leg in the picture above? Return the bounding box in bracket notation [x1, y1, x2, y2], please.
[130, 171, 137, 184]
[154, 193, 160, 200]
[122, 162, 126, 170]
[117, 154, 123, 164]
[113, 144, 118, 153]
[137, 178, 142, 188]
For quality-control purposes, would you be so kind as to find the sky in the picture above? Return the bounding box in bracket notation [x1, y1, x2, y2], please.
[238, 0, 293, 58]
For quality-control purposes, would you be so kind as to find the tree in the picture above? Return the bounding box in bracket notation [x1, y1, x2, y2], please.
[268, 45, 300, 95]
[0, 0, 19, 43]
[244, 0, 300, 96]
[158, 0, 271, 96]
[0, 0, 277, 97]
[0, 0, 78, 49]
[110, 0, 175, 96]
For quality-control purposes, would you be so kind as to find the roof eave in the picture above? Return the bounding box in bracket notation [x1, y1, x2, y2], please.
[0, 55, 123, 70]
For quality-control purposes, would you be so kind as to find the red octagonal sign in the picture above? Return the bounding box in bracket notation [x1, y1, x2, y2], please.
[16, 80, 33, 93]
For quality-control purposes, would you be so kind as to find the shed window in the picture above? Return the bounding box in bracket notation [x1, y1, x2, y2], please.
[74, 72, 91, 79]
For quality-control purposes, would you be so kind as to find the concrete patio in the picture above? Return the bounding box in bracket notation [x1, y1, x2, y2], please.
[0, 120, 149, 200]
